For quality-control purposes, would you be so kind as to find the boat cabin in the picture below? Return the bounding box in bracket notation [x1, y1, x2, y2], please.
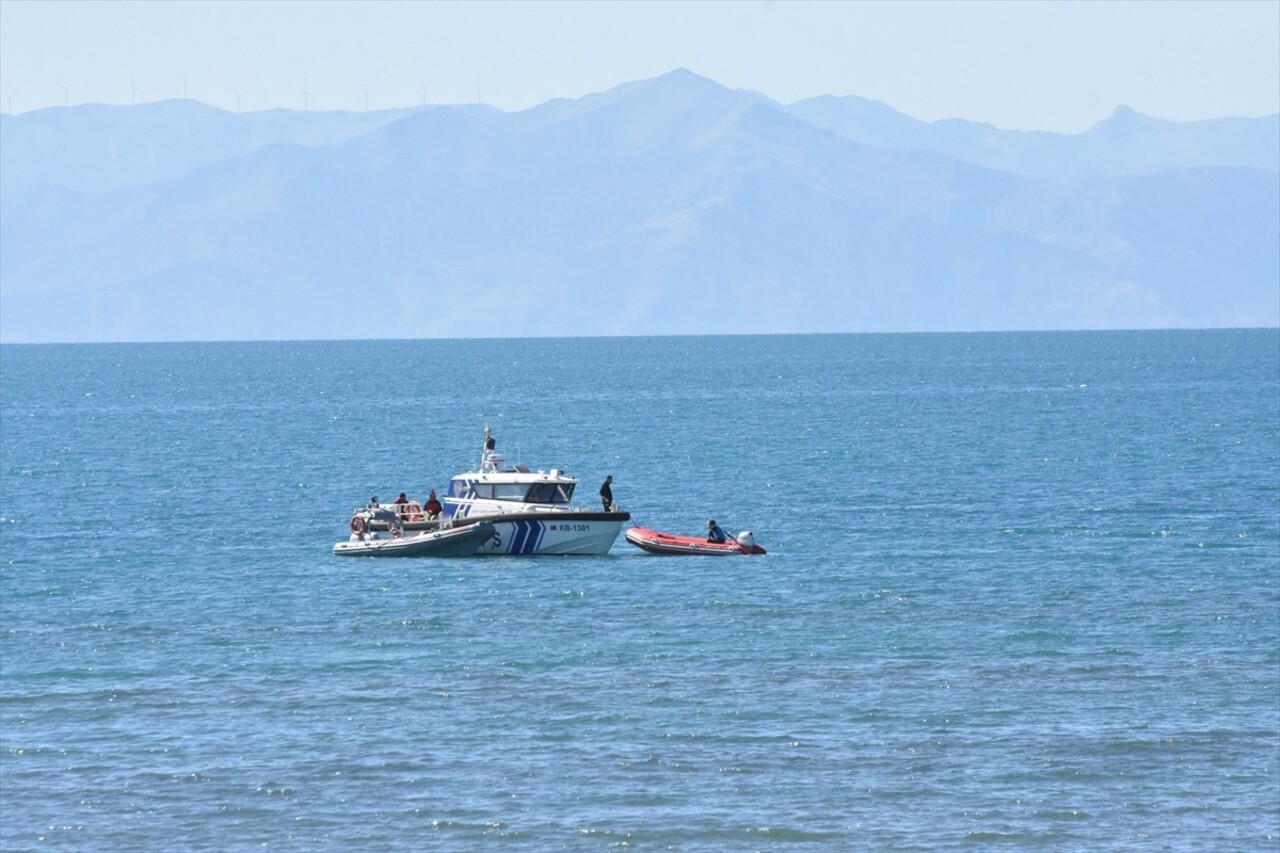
[446, 474, 576, 505]
[441, 425, 585, 514]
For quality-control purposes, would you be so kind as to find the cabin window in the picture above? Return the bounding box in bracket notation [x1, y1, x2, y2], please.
[524, 483, 574, 504]
[493, 484, 527, 501]
[525, 483, 560, 504]
[452, 483, 493, 500]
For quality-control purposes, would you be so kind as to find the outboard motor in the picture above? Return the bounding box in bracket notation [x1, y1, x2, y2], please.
[371, 507, 399, 525]
[367, 507, 402, 534]
[736, 531, 755, 550]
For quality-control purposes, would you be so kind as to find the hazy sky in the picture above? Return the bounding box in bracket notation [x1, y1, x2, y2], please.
[1, 0, 1277, 132]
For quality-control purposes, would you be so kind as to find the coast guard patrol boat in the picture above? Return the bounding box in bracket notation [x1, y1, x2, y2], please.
[402, 426, 630, 555]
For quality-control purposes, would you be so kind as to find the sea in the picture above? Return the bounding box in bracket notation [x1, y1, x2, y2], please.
[1, 330, 1277, 852]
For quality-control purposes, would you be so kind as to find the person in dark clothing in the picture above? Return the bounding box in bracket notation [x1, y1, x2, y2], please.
[599, 475, 614, 511]
[423, 489, 443, 519]
[707, 519, 727, 544]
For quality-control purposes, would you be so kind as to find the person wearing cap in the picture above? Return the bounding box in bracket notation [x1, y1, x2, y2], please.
[707, 519, 727, 544]
[424, 489, 443, 519]
[599, 475, 614, 512]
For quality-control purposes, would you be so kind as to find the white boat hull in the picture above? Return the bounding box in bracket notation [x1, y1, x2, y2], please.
[483, 519, 621, 555]
[445, 513, 626, 555]
[333, 522, 495, 557]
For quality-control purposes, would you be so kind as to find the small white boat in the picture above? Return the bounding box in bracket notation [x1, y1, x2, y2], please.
[334, 506, 495, 557]
[402, 425, 630, 555]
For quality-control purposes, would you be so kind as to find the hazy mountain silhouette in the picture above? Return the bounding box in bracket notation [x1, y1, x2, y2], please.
[2, 69, 1276, 342]
[786, 97, 1280, 177]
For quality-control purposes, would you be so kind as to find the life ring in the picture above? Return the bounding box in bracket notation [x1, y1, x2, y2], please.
[350, 515, 367, 535]
[409, 513, 422, 522]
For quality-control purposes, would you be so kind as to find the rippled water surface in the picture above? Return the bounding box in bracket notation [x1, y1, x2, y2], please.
[2, 331, 1277, 851]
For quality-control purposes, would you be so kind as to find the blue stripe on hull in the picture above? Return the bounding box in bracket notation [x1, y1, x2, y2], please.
[510, 521, 529, 553]
[509, 520, 546, 554]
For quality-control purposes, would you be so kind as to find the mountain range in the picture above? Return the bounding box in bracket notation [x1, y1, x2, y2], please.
[1, 69, 1276, 342]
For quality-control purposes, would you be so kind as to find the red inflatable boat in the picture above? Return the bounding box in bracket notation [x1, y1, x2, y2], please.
[625, 526, 766, 555]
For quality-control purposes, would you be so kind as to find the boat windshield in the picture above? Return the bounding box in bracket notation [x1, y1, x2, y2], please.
[525, 483, 575, 504]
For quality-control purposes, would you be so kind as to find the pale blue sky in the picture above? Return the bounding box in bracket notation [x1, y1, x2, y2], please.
[1, 0, 1276, 131]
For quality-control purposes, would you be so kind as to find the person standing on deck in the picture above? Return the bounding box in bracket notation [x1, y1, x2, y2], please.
[599, 475, 614, 512]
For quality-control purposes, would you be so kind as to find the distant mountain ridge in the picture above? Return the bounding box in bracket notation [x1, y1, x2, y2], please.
[1, 69, 1276, 342]
[785, 97, 1280, 177]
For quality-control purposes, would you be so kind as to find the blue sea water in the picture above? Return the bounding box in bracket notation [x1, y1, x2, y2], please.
[1, 330, 1277, 851]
